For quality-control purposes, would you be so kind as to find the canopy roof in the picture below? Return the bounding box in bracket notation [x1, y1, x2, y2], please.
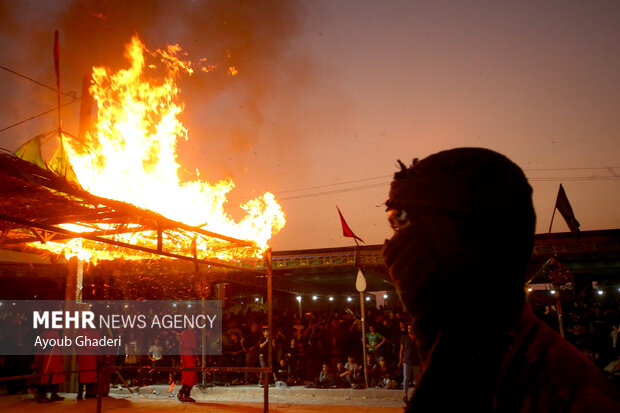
[0, 149, 260, 272]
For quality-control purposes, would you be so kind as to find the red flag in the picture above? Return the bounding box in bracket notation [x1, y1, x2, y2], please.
[555, 184, 580, 237]
[54, 30, 60, 86]
[337, 206, 364, 243]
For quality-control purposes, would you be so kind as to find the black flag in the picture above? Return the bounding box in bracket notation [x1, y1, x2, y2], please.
[554, 184, 580, 237]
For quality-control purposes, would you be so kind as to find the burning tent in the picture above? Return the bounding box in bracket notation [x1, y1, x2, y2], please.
[0, 35, 285, 269]
[0, 149, 266, 270]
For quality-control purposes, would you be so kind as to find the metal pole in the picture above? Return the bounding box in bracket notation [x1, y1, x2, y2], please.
[555, 292, 565, 338]
[201, 296, 206, 385]
[548, 213, 564, 338]
[76, 259, 83, 302]
[360, 292, 368, 388]
[354, 261, 368, 389]
[548, 205, 557, 233]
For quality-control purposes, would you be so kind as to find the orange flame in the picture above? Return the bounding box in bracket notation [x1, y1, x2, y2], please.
[38, 36, 284, 263]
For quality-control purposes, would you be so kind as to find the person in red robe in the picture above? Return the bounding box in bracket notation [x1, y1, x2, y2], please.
[33, 329, 65, 403]
[76, 328, 101, 400]
[383, 148, 620, 412]
[178, 328, 198, 402]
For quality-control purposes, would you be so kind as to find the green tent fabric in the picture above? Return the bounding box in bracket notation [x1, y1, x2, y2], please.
[13, 133, 50, 169]
[14, 131, 81, 187]
[49, 135, 80, 185]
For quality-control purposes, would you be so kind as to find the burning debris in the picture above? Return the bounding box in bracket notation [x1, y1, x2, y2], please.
[1, 35, 285, 264]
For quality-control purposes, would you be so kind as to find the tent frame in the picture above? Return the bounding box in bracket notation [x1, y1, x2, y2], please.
[0, 151, 274, 412]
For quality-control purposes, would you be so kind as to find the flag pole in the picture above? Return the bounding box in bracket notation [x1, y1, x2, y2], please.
[54, 30, 63, 145]
[355, 263, 368, 389]
[359, 288, 368, 388]
[548, 189, 564, 338]
[337, 206, 367, 386]
[548, 204, 557, 233]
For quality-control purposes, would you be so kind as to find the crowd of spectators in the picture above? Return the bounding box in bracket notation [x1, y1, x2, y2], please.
[2, 290, 620, 394]
[119, 292, 620, 389]
[220, 291, 620, 389]
[533, 295, 620, 384]
[217, 304, 415, 389]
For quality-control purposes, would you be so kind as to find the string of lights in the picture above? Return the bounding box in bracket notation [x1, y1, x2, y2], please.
[239, 292, 392, 304]
[526, 285, 620, 296]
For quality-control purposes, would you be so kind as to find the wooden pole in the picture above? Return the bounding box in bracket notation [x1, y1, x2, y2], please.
[64, 258, 82, 393]
[265, 249, 273, 413]
[96, 360, 102, 413]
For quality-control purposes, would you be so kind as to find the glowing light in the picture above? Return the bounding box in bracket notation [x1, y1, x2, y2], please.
[597, 290, 604, 295]
[365, 297, 371, 301]
[254, 297, 260, 302]
[296, 296, 302, 302]
[527, 288, 533, 292]
[33, 35, 285, 263]
[550, 290, 556, 295]
[312, 296, 318, 301]
[383, 294, 388, 299]
[347, 297, 352, 302]
[328, 297, 334, 302]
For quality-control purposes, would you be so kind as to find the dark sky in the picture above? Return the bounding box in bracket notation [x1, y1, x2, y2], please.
[0, 0, 619, 251]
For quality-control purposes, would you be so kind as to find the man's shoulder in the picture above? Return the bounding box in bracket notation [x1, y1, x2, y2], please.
[498, 306, 620, 410]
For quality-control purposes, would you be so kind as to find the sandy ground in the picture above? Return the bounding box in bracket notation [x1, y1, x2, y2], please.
[0, 384, 408, 412]
[0, 395, 404, 412]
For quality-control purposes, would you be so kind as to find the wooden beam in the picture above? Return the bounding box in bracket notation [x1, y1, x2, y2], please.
[0, 214, 266, 274]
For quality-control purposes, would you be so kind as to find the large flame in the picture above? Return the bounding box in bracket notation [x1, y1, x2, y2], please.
[37, 36, 284, 263]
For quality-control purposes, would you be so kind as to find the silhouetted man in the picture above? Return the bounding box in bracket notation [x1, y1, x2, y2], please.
[382, 147, 620, 412]
[399, 324, 421, 401]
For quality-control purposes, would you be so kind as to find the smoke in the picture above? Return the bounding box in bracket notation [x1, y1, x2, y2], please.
[0, 0, 308, 168]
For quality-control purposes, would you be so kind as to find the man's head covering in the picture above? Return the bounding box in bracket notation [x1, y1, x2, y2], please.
[386, 147, 533, 227]
[383, 147, 536, 320]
